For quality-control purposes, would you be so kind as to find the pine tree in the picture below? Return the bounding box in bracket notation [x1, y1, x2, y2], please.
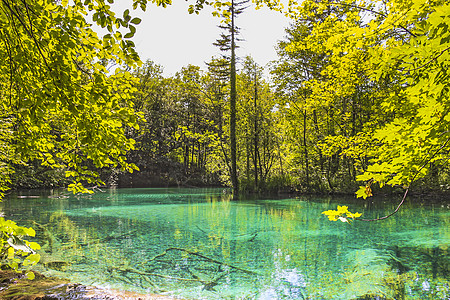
[212, 0, 248, 197]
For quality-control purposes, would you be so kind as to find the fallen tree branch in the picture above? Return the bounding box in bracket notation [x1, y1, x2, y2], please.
[153, 247, 261, 276]
[109, 265, 205, 283]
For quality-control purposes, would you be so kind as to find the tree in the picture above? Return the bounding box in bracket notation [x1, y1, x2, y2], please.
[271, 13, 390, 193]
[0, 0, 145, 193]
[0, 0, 156, 274]
[239, 56, 282, 192]
[271, 20, 330, 192]
[125, 61, 227, 187]
[125, 60, 179, 185]
[244, 58, 262, 191]
[203, 57, 233, 184]
[272, 0, 450, 221]
[212, 0, 248, 197]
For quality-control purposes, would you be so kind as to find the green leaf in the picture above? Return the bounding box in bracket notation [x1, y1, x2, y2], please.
[28, 242, 41, 250]
[130, 17, 141, 25]
[23, 253, 41, 266]
[26, 271, 35, 280]
[124, 32, 134, 39]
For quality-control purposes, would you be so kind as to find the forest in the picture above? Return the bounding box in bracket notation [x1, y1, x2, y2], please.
[0, 0, 449, 291]
[5, 0, 450, 198]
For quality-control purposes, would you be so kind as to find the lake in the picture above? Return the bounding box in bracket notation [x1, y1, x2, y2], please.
[2, 188, 449, 299]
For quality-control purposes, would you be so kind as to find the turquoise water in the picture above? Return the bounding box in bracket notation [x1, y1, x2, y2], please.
[2, 188, 449, 299]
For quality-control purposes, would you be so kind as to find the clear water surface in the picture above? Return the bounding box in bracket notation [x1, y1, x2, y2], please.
[1, 188, 449, 299]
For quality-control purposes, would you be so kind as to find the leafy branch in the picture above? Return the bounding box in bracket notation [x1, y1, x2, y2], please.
[406, 46, 450, 72]
[358, 136, 450, 222]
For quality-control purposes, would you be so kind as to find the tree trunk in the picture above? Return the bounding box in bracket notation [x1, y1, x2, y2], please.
[303, 110, 309, 186]
[253, 70, 258, 192]
[230, 0, 239, 198]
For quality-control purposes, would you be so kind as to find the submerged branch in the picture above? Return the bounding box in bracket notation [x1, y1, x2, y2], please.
[109, 265, 222, 291]
[110, 246, 261, 292]
[109, 266, 202, 283]
[157, 247, 261, 275]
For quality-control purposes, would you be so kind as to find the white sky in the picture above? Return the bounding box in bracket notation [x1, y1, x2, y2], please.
[110, 1, 291, 77]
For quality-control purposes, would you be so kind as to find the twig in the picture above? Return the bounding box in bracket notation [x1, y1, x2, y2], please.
[406, 46, 450, 72]
[358, 137, 450, 221]
[326, 0, 417, 38]
[358, 187, 410, 222]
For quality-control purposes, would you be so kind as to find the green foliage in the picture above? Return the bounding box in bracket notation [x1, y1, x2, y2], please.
[124, 61, 225, 186]
[279, 0, 450, 195]
[237, 57, 285, 193]
[0, 217, 41, 276]
[123, 55, 289, 191]
[0, 0, 144, 194]
[0, 0, 151, 273]
[9, 162, 68, 189]
[271, 13, 385, 194]
[263, 0, 450, 220]
[357, 0, 450, 191]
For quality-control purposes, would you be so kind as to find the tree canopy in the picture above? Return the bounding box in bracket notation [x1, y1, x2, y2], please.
[268, 0, 450, 220]
[0, 0, 154, 274]
[0, 0, 148, 196]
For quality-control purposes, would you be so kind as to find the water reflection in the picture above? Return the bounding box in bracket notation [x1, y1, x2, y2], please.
[259, 249, 307, 299]
[1, 188, 449, 299]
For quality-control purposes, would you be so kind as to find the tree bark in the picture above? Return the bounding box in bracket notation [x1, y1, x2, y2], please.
[253, 69, 258, 192]
[230, 0, 239, 197]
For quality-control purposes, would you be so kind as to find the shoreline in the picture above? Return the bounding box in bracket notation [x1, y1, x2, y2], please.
[0, 269, 180, 300]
